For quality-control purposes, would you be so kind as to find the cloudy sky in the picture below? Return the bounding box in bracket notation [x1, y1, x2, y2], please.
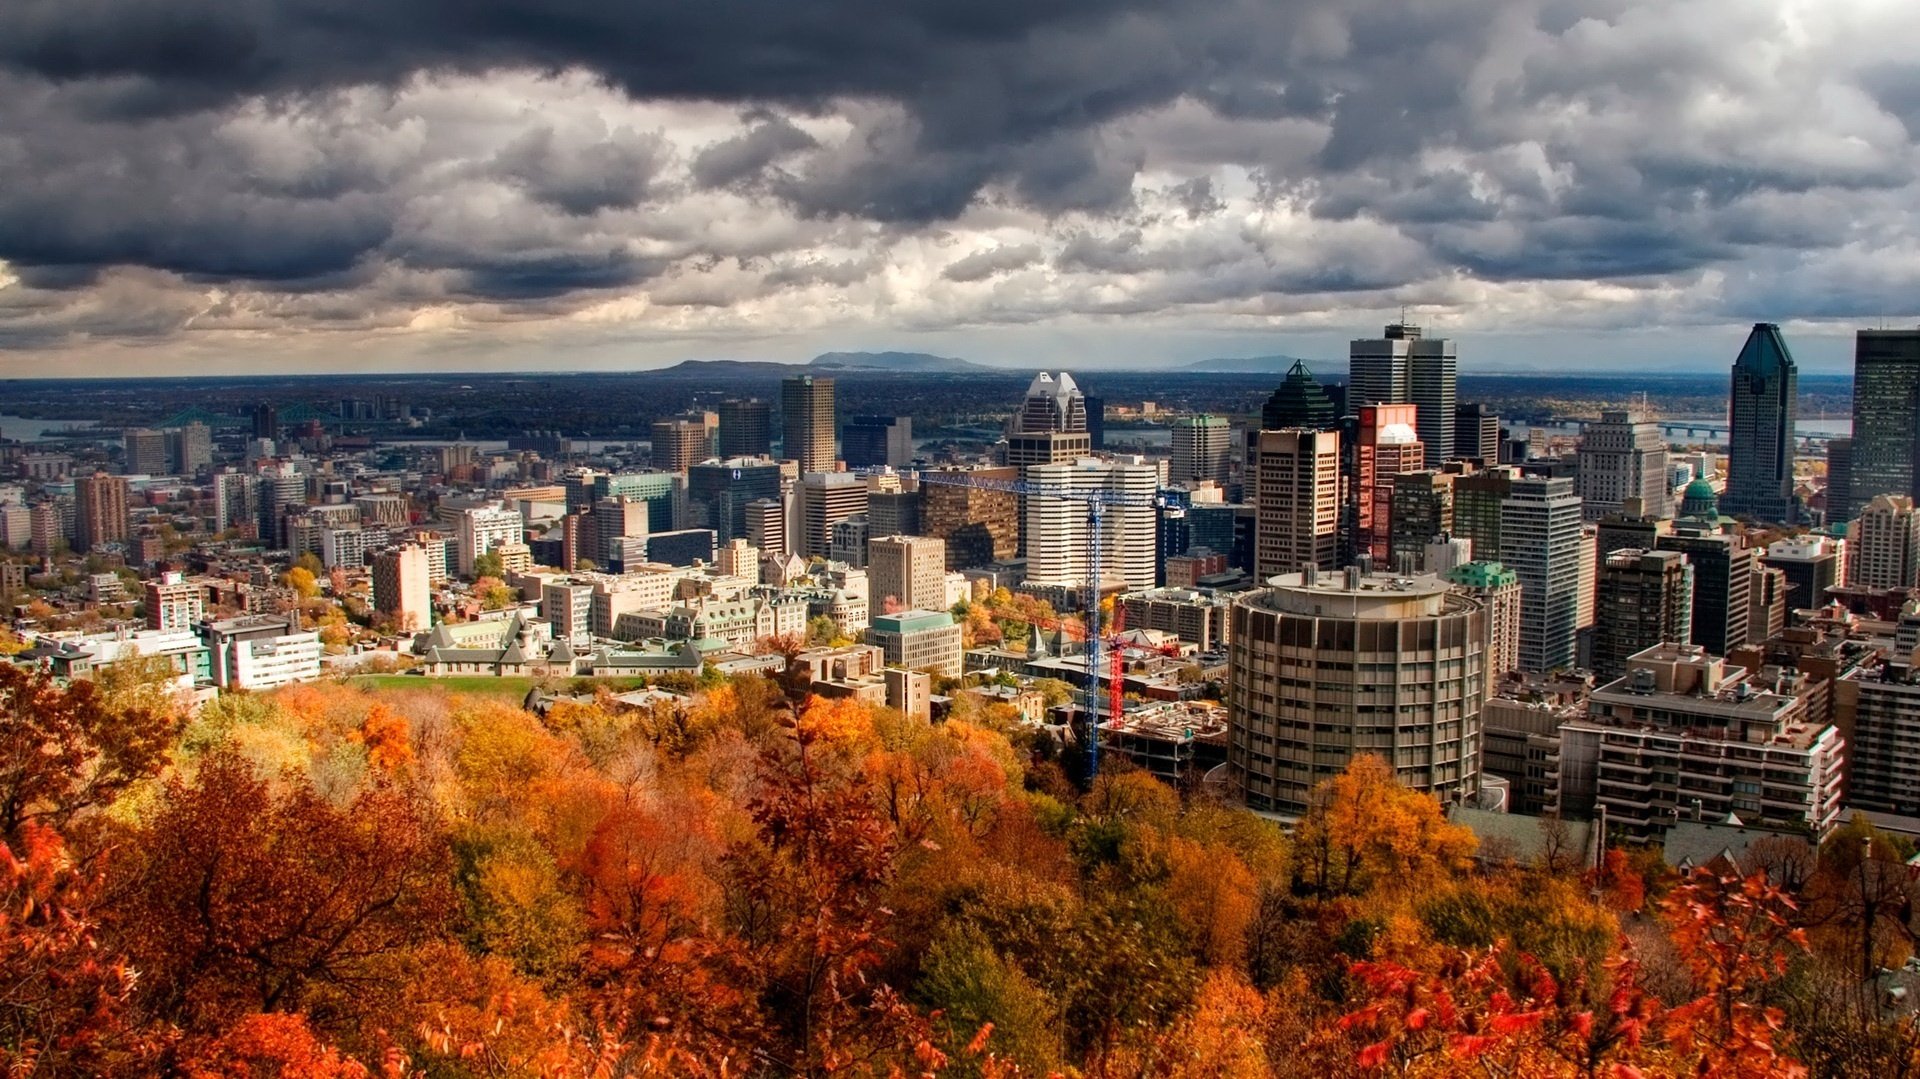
[1, 0, 1917, 376]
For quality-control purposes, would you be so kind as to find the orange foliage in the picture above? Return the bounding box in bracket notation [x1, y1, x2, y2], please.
[356, 702, 414, 774]
[181, 1013, 371, 1079]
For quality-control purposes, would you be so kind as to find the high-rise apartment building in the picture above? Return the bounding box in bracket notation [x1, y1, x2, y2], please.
[1169, 414, 1231, 488]
[1262, 361, 1340, 430]
[1841, 329, 1920, 522]
[920, 466, 1020, 569]
[1249, 429, 1340, 579]
[869, 535, 947, 613]
[456, 505, 524, 578]
[841, 415, 914, 468]
[650, 418, 711, 472]
[1656, 524, 1756, 657]
[718, 398, 773, 458]
[168, 423, 213, 475]
[1846, 493, 1920, 589]
[1023, 458, 1159, 594]
[1593, 549, 1694, 680]
[212, 471, 259, 535]
[1350, 323, 1456, 459]
[144, 571, 205, 632]
[1723, 323, 1798, 522]
[1836, 651, 1920, 817]
[1553, 644, 1842, 839]
[372, 544, 433, 633]
[74, 472, 129, 553]
[1576, 410, 1670, 520]
[1500, 476, 1583, 672]
[781, 375, 837, 473]
[1228, 569, 1486, 814]
[1354, 403, 1424, 564]
[123, 428, 169, 476]
[799, 472, 868, 559]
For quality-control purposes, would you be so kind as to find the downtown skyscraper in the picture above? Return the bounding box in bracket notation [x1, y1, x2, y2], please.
[1499, 476, 1583, 673]
[1722, 323, 1798, 523]
[1350, 323, 1456, 460]
[781, 375, 837, 474]
[1835, 329, 1920, 523]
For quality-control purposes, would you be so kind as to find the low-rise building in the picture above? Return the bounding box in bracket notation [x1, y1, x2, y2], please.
[868, 609, 964, 676]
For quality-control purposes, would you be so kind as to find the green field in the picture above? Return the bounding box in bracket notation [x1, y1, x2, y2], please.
[344, 674, 649, 698]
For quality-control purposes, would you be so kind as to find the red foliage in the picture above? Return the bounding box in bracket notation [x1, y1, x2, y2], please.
[180, 1012, 371, 1079]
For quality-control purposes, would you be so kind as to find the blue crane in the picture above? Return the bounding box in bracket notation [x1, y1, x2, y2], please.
[915, 469, 1183, 777]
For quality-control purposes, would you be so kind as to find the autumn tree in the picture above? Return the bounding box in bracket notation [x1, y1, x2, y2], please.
[110, 752, 454, 1029]
[1292, 755, 1477, 898]
[283, 566, 320, 599]
[0, 665, 176, 845]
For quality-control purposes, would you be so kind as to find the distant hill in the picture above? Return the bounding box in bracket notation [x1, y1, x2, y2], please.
[809, 351, 990, 374]
[1180, 354, 1332, 374]
[651, 359, 800, 376]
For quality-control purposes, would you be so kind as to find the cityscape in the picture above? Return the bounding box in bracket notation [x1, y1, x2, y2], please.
[4, 0, 1920, 1074]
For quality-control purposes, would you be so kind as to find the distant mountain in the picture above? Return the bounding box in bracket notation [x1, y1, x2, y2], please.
[1179, 354, 1332, 374]
[651, 359, 800, 376]
[809, 351, 990, 374]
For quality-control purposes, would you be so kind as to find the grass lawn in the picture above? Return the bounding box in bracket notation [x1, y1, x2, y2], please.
[344, 674, 649, 698]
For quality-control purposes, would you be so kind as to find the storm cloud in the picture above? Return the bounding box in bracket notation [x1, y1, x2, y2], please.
[0, 0, 1916, 364]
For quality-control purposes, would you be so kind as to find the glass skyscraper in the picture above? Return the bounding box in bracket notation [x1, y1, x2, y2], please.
[1843, 329, 1920, 522]
[1723, 323, 1798, 523]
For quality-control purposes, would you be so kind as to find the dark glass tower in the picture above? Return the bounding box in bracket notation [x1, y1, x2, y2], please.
[1722, 323, 1798, 523]
[1261, 361, 1338, 430]
[1843, 329, 1920, 522]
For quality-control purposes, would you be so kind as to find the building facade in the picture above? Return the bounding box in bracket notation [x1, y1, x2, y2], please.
[1576, 411, 1670, 520]
[1842, 329, 1920, 522]
[781, 375, 837, 473]
[1500, 476, 1583, 672]
[1250, 429, 1341, 579]
[1723, 323, 1799, 522]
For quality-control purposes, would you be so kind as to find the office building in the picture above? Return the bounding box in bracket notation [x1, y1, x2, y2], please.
[1576, 411, 1670, 520]
[868, 609, 965, 676]
[564, 470, 680, 533]
[1452, 467, 1517, 560]
[1500, 476, 1583, 672]
[867, 489, 920, 539]
[800, 472, 869, 559]
[650, 418, 711, 473]
[123, 428, 169, 476]
[1553, 644, 1842, 839]
[781, 375, 837, 473]
[591, 497, 651, 567]
[1119, 587, 1233, 651]
[1023, 458, 1159, 594]
[542, 581, 595, 646]
[28, 502, 62, 556]
[830, 516, 870, 567]
[1425, 533, 1473, 576]
[1841, 329, 1920, 522]
[1006, 372, 1093, 468]
[1445, 561, 1521, 685]
[1170, 414, 1231, 487]
[1262, 360, 1340, 430]
[1250, 429, 1340, 579]
[251, 404, 279, 441]
[870, 535, 947, 613]
[1762, 534, 1843, 612]
[1389, 471, 1455, 572]
[1749, 564, 1788, 642]
[1228, 569, 1486, 814]
[1595, 498, 1672, 561]
[644, 529, 716, 568]
[1824, 438, 1853, 526]
[1846, 493, 1920, 590]
[203, 614, 323, 691]
[1455, 404, 1500, 462]
[744, 498, 788, 561]
[1354, 403, 1423, 564]
[1722, 323, 1799, 522]
[921, 466, 1020, 569]
[74, 472, 129, 553]
[842, 415, 914, 468]
[1656, 524, 1756, 657]
[1350, 323, 1456, 459]
[718, 398, 773, 458]
[456, 505, 524, 577]
[685, 458, 782, 541]
[372, 544, 433, 633]
[1593, 549, 1694, 680]
[144, 571, 205, 632]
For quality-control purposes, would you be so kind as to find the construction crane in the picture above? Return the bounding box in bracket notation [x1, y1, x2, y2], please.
[916, 469, 1184, 776]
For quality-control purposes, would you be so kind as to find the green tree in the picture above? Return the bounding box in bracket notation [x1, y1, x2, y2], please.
[472, 550, 504, 580]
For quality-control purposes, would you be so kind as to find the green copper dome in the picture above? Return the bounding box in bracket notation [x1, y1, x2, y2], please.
[1680, 477, 1719, 519]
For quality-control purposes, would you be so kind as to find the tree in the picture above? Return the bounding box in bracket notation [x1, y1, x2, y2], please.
[178, 1013, 370, 1079]
[0, 666, 175, 845]
[111, 752, 454, 1027]
[1292, 755, 1477, 898]
[472, 550, 504, 580]
[283, 566, 320, 600]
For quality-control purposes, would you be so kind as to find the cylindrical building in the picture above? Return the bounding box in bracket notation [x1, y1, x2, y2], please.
[1228, 568, 1486, 815]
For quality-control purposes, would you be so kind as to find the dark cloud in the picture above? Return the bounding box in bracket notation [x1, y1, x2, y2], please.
[942, 244, 1043, 282]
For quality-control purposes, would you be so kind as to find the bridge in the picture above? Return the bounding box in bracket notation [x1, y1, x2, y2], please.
[1538, 416, 1837, 452]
